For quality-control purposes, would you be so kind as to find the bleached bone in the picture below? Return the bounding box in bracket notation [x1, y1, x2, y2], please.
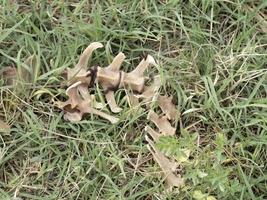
[122, 55, 155, 93]
[60, 82, 119, 123]
[147, 110, 176, 136]
[77, 101, 119, 124]
[158, 95, 178, 121]
[135, 75, 161, 104]
[97, 52, 125, 113]
[67, 42, 103, 84]
[146, 136, 183, 188]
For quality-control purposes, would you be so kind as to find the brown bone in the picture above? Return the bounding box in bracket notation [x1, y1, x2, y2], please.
[60, 81, 119, 124]
[96, 52, 125, 113]
[121, 55, 155, 93]
[67, 42, 103, 84]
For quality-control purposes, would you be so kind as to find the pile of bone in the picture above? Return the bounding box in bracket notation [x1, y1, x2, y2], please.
[59, 42, 184, 189]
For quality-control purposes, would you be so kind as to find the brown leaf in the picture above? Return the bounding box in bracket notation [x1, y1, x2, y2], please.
[147, 110, 176, 136]
[0, 66, 17, 85]
[0, 120, 11, 133]
[158, 95, 178, 121]
[18, 55, 38, 83]
[146, 135, 184, 188]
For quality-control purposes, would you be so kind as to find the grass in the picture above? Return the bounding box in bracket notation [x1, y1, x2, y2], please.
[0, 0, 266, 199]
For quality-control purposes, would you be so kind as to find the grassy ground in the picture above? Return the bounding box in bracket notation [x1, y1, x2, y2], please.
[0, 0, 266, 199]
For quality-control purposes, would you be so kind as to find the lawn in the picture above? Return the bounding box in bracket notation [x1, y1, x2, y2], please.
[0, 0, 266, 199]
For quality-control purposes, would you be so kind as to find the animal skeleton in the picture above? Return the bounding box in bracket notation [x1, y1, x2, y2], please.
[59, 42, 184, 189]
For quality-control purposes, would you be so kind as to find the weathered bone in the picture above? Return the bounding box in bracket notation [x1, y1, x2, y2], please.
[147, 110, 176, 136]
[135, 75, 161, 104]
[60, 81, 119, 123]
[77, 101, 119, 124]
[146, 136, 183, 188]
[158, 95, 178, 121]
[122, 55, 155, 93]
[67, 42, 103, 84]
[97, 52, 125, 113]
[59, 43, 185, 188]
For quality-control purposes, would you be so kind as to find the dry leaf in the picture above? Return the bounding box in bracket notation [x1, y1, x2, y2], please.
[145, 125, 161, 141]
[0, 67, 17, 85]
[0, 120, 11, 133]
[158, 95, 178, 121]
[147, 110, 176, 136]
[146, 135, 183, 188]
[18, 55, 38, 83]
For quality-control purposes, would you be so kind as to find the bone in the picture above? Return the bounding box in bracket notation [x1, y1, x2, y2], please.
[135, 75, 161, 104]
[67, 42, 103, 84]
[96, 52, 125, 112]
[76, 42, 103, 69]
[158, 95, 178, 121]
[78, 101, 119, 124]
[122, 55, 155, 93]
[147, 110, 176, 136]
[105, 91, 122, 113]
[60, 79, 119, 123]
[97, 52, 125, 90]
[65, 81, 83, 109]
[64, 111, 82, 122]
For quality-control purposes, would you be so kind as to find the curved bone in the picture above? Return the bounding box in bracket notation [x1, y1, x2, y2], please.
[147, 110, 176, 136]
[77, 42, 103, 68]
[158, 95, 178, 121]
[122, 55, 155, 93]
[97, 52, 125, 112]
[65, 81, 83, 109]
[61, 82, 119, 124]
[67, 42, 103, 84]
